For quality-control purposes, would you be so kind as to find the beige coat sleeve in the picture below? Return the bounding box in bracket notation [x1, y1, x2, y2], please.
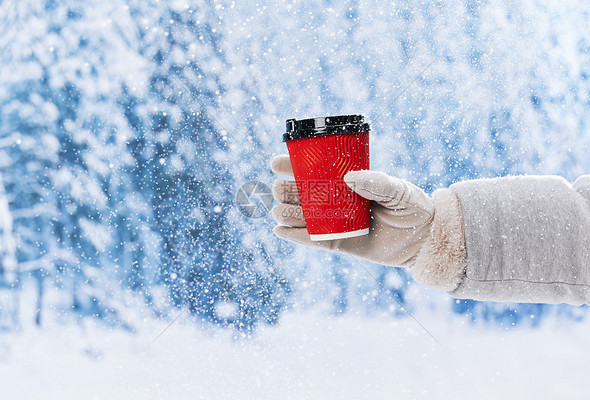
[412, 175, 590, 305]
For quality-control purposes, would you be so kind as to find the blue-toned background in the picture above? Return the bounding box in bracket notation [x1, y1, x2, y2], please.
[1, 0, 590, 333]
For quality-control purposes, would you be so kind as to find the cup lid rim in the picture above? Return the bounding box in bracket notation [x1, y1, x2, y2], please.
[283, 114, 370, 142]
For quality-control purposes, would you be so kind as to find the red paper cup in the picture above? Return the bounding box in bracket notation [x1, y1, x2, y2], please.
[283, 115, 370, 241]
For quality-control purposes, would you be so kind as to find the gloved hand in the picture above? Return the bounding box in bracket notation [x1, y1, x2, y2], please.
[270, 154, 436, 267]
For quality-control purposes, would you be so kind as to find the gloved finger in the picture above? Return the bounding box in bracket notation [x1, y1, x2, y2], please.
[344, 170, 434, 218]
[271, 155, 294, 177]
[272, 179, 300, 204]
[272, 225, 338, 251]
[274, 224, 419, 267]
[273, 225, 374, 257]
[271, 204, 306, 227]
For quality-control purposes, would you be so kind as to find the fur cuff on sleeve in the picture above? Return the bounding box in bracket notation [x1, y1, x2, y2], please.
[411, 188, 467, 292]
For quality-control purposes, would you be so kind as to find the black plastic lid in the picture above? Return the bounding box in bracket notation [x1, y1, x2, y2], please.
[283, 114, 370, 142]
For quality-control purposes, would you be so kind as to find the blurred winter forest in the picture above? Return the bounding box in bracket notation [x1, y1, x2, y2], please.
[1, 0, 590, 333]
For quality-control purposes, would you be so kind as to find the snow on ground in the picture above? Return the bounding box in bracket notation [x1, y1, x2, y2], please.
[1, 309, 589, 399]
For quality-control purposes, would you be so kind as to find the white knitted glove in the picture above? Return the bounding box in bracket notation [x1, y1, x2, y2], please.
[271, 154, 467, 291]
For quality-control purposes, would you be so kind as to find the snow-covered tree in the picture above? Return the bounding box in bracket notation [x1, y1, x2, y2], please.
[126, 0, 292, 330]
[0, 173, 16, 281]
[0, 0, 158, 325]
